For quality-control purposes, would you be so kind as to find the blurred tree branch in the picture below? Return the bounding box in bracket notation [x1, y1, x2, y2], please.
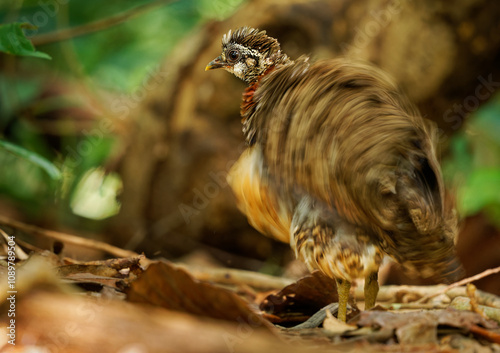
[0, 215, 139, 258]
[31, 0, 176, 46]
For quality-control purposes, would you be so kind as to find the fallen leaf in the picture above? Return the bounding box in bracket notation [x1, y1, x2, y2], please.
[61, 256, 144, 273]
[395, 319, 437, 345]
[357, 309, 499, 344]
[58, 264, 121, 278]
[323, 308, 357, 335]
[126, 260, 273, 328]
[436, 308, 498, 330]
[443, 334, 496, 353]
[61, 272, 125, 291]
[8, 290, 313, 353]
[260, 270, 340, 324]
[57, 256, 144, 291]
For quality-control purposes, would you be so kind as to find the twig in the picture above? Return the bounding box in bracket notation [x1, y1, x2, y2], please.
[0, 215, 138, 259]
[32, 0, 176, 46]
[416, 266, 500, 304]
[450, 297, 500, 322]
[469, 325, 500, 344]
[382, 303, 448, 310]
[354, 284, 446, 302]
[178, 265, 294, 290]
[0, 228, 29, 260]
[352, 284, 500, 308]
[467, 283, 486, 317]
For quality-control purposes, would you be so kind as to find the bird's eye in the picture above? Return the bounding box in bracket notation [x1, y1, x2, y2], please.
[227, 49, 240, 62]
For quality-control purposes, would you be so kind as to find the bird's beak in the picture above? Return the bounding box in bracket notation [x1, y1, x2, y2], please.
[205, 56, 225, 71]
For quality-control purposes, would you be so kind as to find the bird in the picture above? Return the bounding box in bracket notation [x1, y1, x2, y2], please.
[205, 27, 463, 322]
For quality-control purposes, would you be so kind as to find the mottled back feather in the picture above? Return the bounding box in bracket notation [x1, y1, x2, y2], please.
[247, 58, 461, 282]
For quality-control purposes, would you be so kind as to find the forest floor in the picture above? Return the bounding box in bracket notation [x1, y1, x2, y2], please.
[0, 217, 499, 353]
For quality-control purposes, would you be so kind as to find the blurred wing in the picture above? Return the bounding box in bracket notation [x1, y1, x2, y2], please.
[255, 58, 417, 227]
[254, 58, 462, 281]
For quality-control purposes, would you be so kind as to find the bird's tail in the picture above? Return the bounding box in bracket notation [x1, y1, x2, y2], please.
[404, 190, 464, 284]
[382, 124, 464, 283]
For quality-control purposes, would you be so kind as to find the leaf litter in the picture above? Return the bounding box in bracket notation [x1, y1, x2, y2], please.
[1, 220, 500, 352]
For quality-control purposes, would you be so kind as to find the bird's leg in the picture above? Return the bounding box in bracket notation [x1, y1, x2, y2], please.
[364, 271, 379, 310]
[335, 278, 351, 322]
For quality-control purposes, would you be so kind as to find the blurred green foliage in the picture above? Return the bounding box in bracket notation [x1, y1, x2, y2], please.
[443, 93, 500, 227]
[1, 0, 244, 92]
[0, 22, 51, 59]
[0, 0, 243, 223]
[0, 139, 61, 210]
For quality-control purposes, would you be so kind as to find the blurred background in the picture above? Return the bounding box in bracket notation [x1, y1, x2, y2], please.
[0, 0, 499, 294]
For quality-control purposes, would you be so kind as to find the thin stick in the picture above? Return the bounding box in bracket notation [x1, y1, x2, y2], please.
[0, 228, 29, 259]
[32, 0, 175, 46]
[383, 303, 448, 310]
[416, 266, 500, 304]
[0, 215, 139, 259]
[178, 265, 294, 290]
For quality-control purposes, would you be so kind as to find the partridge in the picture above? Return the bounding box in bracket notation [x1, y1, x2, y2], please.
[206, 27, 462, 322]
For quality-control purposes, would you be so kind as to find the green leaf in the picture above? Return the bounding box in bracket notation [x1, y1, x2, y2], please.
[0, 139, 61, 180]
[0, 22, 51, 60]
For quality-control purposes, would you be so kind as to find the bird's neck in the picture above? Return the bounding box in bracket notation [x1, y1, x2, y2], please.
[240, 79, 262, 145]
[241, 59, 292, 145]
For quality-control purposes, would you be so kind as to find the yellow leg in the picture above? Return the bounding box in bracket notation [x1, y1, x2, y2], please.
[364, 272, 379, 310]
[335, 278, 351, 322]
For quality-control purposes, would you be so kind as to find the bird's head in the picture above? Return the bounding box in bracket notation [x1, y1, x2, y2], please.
[205, 27, 291, 84]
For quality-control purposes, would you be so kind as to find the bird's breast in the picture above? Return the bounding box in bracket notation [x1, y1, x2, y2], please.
[227, 146, 292, 243]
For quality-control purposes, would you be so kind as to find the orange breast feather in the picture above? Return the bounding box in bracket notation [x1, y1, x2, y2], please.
[227, 146, 291, 243]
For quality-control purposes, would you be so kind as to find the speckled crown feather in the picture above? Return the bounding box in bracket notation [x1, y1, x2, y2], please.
[222, 27, 282, 57]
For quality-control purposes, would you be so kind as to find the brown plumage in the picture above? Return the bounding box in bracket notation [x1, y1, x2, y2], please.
[206, 27, 463, 321]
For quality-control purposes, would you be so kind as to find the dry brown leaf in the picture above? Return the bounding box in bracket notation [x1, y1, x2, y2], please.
[357, 309, 499, 344]
[61, 272, 125, 291]
[395, 319, 437, 345]
[260, 271, 340, 323]
[5, 290, 324, 353]
[126, 260, 273, 328]
[61, 255, 144, 272]
[57, 256, 144, 291]
[443, 334, 496, 353]
[323, 308, 357, 335]
[58, 264, 121, 278]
